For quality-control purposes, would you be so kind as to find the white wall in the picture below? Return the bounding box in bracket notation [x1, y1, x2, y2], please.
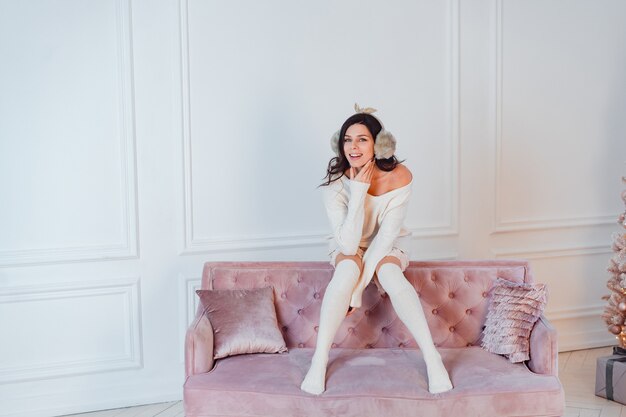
[0, 0, 624, 415]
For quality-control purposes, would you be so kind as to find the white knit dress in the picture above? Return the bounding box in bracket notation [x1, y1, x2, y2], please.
[323, 174, 412, 308]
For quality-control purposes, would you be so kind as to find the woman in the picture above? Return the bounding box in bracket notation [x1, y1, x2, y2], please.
[300, 105, 453, 395]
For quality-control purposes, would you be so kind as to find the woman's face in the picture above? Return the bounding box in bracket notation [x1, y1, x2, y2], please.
[343, 123, 375, 167]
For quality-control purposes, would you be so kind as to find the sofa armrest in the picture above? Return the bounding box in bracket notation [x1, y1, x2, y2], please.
[185, 312, 214, 378]
[527, 315, 558, 376]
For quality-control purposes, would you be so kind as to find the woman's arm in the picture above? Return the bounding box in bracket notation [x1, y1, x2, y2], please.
[323, 179, 369, 255]
[350, 188, 411, 306]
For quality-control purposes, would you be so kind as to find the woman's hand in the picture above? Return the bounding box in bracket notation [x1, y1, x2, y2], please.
[350, 159, 375, 184]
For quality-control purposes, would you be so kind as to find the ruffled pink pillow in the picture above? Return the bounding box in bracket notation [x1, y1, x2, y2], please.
[196, 286, 288, 359]
[481, 278, 548, 363]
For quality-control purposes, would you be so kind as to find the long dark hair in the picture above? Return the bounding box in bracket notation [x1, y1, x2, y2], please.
[318, 113, 405, 188]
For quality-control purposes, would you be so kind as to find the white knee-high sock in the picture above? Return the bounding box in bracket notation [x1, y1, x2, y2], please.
[377, 263, 453, 394]
[300, 259, 360, 395]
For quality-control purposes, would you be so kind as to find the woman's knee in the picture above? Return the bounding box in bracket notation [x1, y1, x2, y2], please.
[335, 253, 363, 272]
[376, 256, 403, 275]
[376, 262, 413, 295]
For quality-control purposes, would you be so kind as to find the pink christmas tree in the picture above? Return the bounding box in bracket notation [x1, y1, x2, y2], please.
[603, 176, 626, 347]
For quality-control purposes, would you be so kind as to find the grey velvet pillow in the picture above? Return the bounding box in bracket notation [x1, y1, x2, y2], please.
[481, 278, 548, 363]
[196, 286, 288, 359]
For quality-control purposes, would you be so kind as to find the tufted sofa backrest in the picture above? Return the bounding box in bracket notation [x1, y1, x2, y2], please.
[201, 260, 533, 350]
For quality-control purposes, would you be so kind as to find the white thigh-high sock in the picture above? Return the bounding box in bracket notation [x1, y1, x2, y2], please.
[300, 259, 360, 395]
[377, 263, 453, 394]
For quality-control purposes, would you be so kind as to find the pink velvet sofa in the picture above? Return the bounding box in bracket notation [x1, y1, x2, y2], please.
[184, 260, 564, 417]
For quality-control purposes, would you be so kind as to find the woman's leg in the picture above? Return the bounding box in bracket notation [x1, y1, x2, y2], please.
[376, 260, 453, 394]
[300, 256, 361, 395]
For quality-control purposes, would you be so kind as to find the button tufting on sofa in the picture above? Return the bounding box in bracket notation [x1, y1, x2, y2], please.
[185, 260, 564, 417]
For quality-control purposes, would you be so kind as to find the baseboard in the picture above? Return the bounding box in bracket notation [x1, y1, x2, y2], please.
[546, 305, 618, 352]
[0, 382, 182, 417]
[557, 329, 617, 352]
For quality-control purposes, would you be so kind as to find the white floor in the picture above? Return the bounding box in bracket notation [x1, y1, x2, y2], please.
[560, 346, 626, 417]
[63, 401, 183, 417]
[63, 346, 625, 417]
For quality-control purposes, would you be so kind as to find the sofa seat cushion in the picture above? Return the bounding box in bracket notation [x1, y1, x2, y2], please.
[183, 347, 564, 417]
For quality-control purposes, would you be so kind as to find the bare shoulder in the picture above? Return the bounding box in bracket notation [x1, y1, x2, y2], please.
[393, 164, 413, 188]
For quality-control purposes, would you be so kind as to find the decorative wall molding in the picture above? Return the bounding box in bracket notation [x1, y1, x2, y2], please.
[178, 0, 460, 255]
[178, 274, 201, 362]
[0, 276, 142, 383]
[557, 329, 616, 352]
[0, 0, 139, 267]
[415, 251, 459, 261]
[447, 0, 461, 239]
[545, 303, 615, 351]
[493, 215, 617, 234]
[492, 243, 612, 259]
[546, 303, 605, 322]
[491, 0, 616, 234]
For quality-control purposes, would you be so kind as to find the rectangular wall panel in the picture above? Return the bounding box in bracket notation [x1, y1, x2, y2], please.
[0, 0, 138, 266]
[181, 0, 460, 253]
[494, 0, 626, 232]
[0, 277, 142, 383]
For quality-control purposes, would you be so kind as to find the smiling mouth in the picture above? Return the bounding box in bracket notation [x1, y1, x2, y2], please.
[349, 153, 363, 159]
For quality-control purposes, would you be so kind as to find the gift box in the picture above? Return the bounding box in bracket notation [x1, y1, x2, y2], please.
[596, 346, 626, 404]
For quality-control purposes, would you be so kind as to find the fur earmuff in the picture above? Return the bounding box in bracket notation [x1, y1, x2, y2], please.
[373, 130, 396, 159]
[330, 130, 340, 156]
[330, 128, 396, 160]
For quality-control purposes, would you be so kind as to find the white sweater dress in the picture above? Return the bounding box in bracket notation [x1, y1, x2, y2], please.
[323, 174, 412, 309]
